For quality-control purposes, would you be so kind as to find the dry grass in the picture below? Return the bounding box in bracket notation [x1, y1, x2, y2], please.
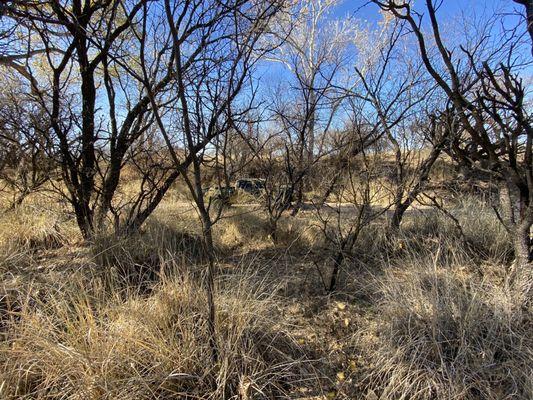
[92, 220, 206, 284]
[215, 211, 271, 250]
[357, 256, 532, 400]
[214, 209, 322, 252]
[0, 190, 530, 399]
[0, 199, 313, 399]
[337, 198, 531, 399]
[0, 260, 306, 399]
[0, 208, 67, 251]
[386, 196, 512, 267]
[0, 205, 77, 275]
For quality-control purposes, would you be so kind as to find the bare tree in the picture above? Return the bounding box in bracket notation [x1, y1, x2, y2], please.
[0, 71, 56, 209]
[2, 0, 229, 238]
[349, 17, 449, 231]
[265, 0, 357, 214]
[385, 109, 457, 230]
[250, 127, 294, 243]
[514, 0, 533, 54]
[2, 0, 153, 237]
[137, 0, 283, 363]
[372, 0, 533, 303]
[312, 120, 388, 292]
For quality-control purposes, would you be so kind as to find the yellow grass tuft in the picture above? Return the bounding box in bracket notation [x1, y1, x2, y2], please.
[1, 261, 304, 399]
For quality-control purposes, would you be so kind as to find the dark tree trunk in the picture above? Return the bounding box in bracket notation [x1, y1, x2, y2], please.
[73, 200, 94, 240]
[123, 173, 182, 235]
[328, 250, 344, 292]
[389, 201, 410, 231]
[290, 183, 303, 216]
[78, 70, 97, 236]
[9, 190, 29, 211]
[200, 213, 219, 364]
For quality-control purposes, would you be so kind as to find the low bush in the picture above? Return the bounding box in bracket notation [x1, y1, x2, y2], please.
[358, 260, 532, 399]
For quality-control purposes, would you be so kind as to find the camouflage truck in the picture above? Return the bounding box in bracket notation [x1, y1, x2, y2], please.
[204, 185, 236, 205]
[204, 179, 292, 207]
[235, 178, 265, 197]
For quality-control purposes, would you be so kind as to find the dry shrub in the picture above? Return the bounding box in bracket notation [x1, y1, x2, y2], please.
[1, 262, 305, 399]
[0, 206, 76, 274]
[358, 258, 532, 400]
[397, 197, 511, 265]
[92, 219, 205, 282]
[216, 211, 270, 249]
[0, 208, 69, 252]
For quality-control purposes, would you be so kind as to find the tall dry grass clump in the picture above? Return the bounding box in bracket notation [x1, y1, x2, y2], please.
[454, 196, 512, 261]
[215, 210, 322, 251]
[0, 208, 65, 251]
[359, 253, 532, 400]
[0, 261, 304, 399]
[395, 197, 512, 267]
[91, 219, 205, 282]
[0, 204, 77, 274]
[216, 211, 271, 249]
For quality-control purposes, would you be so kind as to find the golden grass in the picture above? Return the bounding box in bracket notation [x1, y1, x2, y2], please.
[356, 258, 532, 399]
[0, 189, 530, 399]
[0, 260, 305, 399]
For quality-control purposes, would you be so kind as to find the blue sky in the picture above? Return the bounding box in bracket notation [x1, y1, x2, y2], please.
[256, 0, 529, 92]
[332, 0, 525, 25]
[251, 0, 531, 132]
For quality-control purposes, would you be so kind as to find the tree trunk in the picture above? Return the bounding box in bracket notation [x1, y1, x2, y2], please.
[329, 228, 361, 292]
[200, 213, 219, 364]
[124, 170, 181, 234]
[77, 33, 98, 239]
[290, 184, 303, 216]
[389, 201, 410, 231]
[307, 89, 316, 165]
[388, 143, 443, 233]
[499, 181, 532, 305]
[9, 190, 29, 211]
[328, 250, 344, 292]
[73, 200, 94, 240]
[268, 217, 278, 244]
[509, 211, 532, 306]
